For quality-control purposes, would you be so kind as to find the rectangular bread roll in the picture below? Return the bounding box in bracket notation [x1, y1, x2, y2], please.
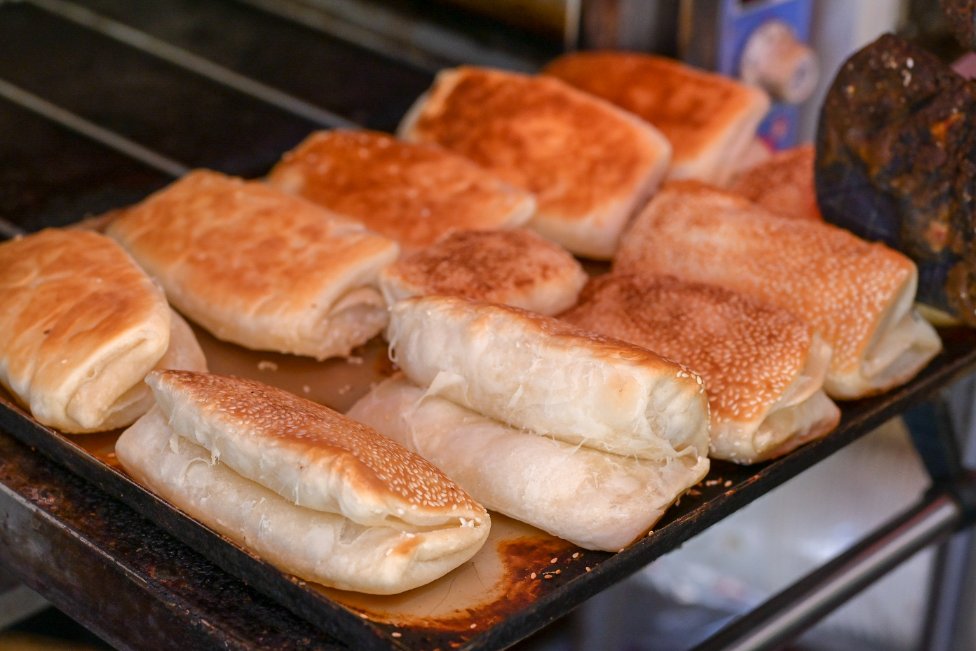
[116, 370, 490, 595]
[348, 376, 709, 551]
[0, 228, 206, 433]
[107, 170, 399, 360]
[543, 51, 770, 186]
[387, 295, 711, 461]
[398, 66, 671, 259]
[266, 129, 536, 253]
[379, 228, 588, 316]
[562, 274, 840, 463]
[614, 182, 942, 399]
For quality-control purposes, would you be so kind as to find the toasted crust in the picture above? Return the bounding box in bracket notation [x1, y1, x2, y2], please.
[614, 182, 941, 397]
[379, 228, 587, 315]
[107, 170, 399, 359]
[266, 130, 536, 252]
[730, 144, 821, 220]
[147, 370, 486, 527]
[544, 51, 770, 185]
[399, 66, 671, 259]
[562, 274, 841, 462]
[0, 229, 171, 432]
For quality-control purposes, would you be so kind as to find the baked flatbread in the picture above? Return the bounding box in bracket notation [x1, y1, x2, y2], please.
[562, 274, 840, 462]
[399, 66, 671, 259]
[387, 295, 710, 460]
[107, 170, 399, 360]
[544, 51, 769, 186]
[614, 182, 942, 399]
[379, 228, 588, 315]
[116, 371, 490, 595]
[0, 229, 205, 433]
[349, 376, 709, 551]
[730, 144, 821, 221]
[267, 130, 536, 253]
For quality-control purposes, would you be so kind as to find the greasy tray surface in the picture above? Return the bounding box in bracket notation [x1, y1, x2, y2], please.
[2, 320, 975, 650]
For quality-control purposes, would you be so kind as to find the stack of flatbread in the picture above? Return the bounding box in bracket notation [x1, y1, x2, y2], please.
[349, 295, 711, 551]
[614, 182, 942, 399]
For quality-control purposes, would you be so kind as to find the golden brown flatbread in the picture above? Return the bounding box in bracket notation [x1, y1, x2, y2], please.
[267, 130, 536, 253]
[399, 66, 671, 259]
[544, 51, 769, 186]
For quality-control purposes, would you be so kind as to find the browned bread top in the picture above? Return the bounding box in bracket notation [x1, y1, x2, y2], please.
[563, 273, 814, 422]
[267, 130, 535, 252]
[544, 51, 768, 173]
[401, 66, 669, 225]
[148, 370, 486, 524]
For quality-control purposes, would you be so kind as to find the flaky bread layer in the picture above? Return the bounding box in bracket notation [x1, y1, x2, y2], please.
[387, 296, 710, 461]
[348, 376, 709, 551]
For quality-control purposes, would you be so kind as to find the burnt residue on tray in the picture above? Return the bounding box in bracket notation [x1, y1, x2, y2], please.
[815, 33, 976, 324]
[320, 520, 585, 648]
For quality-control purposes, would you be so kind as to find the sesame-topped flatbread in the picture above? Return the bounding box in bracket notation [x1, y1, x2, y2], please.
[379, 228, 587, 315]
[116, 370, 490, 594]
[266, 130, 536, 253]
[562, 274, 840, 463]
[544, 51, 769, 186]
[614, 182, 942, 399]
[399, 66, 671, 259]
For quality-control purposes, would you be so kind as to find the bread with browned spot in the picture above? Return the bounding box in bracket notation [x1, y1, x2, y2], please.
[730, 144, 821, 221]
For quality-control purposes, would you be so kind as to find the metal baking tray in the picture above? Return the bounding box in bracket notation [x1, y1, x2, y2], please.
[3, 1, 976, 648]
[2, 323, 975, 650]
